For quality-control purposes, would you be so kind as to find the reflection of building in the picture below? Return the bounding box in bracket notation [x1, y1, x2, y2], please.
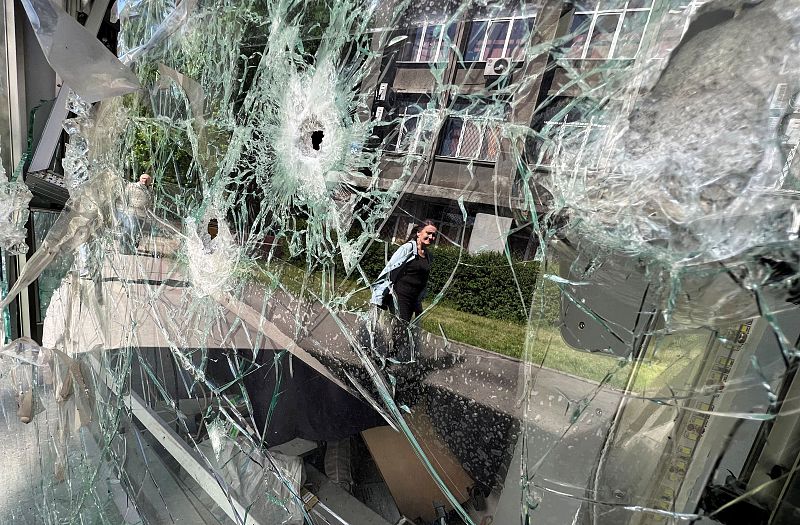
[361, 0, 686, 257]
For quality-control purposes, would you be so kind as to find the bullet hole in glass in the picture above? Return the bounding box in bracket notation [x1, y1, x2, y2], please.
[311, 130, 324, 150]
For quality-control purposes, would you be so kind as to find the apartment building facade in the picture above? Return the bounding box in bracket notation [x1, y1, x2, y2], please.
[362, 0, 678, 257]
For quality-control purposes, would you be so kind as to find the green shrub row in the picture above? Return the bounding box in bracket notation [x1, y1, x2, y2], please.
[279, 236, 562, 325]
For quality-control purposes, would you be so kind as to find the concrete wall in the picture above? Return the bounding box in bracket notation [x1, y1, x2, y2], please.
[393, 66, 438, 93]
[467, 213, 513, 253]
[428, 158, 496, 193]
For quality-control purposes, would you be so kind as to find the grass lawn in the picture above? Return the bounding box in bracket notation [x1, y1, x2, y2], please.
[255, 262, 707, 392]
[418, 304, 707, 391]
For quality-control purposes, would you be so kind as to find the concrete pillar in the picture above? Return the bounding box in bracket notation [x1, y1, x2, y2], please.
[467, 213, 512, 254]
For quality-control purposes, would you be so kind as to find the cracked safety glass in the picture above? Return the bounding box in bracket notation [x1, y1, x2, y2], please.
[2, 1, 800, 524]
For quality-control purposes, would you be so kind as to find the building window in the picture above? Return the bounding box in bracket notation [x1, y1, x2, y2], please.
[386, 207, 472, 247]
[438, 99, 506, 161]
[423, 203, 475, 247]
[536, 117, 608, 169]
[436, 214, 468, 247]
[398, 22, 458, 63]
[566, 1, 652, 60]
[387, 96, 429, 153]
[464, 15, 536, 61]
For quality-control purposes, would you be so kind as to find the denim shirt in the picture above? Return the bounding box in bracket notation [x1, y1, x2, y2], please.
[369, 240, 417, 305]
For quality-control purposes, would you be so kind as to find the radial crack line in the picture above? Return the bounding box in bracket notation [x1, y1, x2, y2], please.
[214, 291, 356, 397]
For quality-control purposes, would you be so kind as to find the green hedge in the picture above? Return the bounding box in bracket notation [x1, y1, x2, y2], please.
[359, 242, 556, 325]
[280, 237, 562, 325]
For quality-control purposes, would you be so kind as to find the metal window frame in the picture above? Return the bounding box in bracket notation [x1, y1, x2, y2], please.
[404, 22, 450, 63]
[394, 103, 425, 152]
[538, 117, 609, 168]
[573, 1, 652, 60]
[395, 109, 416, 151]
[470, 15, 537, 61]
[442, 115, 501, 161]
[3, 0, 32, 340]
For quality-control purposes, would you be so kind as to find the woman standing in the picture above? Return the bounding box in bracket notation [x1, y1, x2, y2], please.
[370, 219, 438, 360]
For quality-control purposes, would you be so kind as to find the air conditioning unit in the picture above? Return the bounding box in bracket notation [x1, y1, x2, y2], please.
[483, 57, 513, 77]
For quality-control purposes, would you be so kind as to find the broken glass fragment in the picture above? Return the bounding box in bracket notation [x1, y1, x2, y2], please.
[1, 1, 800, 524]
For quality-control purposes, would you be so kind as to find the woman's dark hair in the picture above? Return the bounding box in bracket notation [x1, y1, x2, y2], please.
[406, 218, 436, 242]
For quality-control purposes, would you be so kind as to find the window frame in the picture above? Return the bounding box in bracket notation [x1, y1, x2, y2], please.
[389, 96, 429, 154]
[568, 1, 652, 61]
[464, 14, 537, 62]
[436, 97, 510, 162]
[395, 105, 422, 152]
[398, 22, 456, 64]
[536, 116, 609, 169]
[438, 114, 503, 162]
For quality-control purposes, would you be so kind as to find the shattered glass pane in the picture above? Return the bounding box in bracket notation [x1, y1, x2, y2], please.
[0, 158, 32, 255]
[2, 0, 800, 524]
[19, 0, 140, 102]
